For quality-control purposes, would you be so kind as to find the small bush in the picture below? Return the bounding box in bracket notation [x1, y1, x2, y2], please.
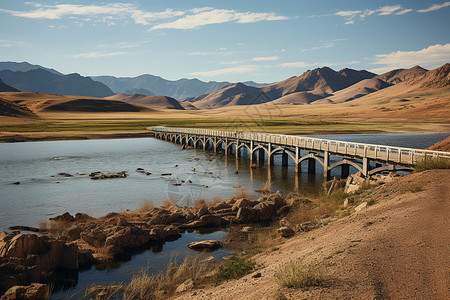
[367, 199, 376, 206]
[414, 157, 450, 172]
[274, 260, 324, 288]
[216, 257, 255, 281]
[401, 183, 424, 193]
[234, 187, 252, 199]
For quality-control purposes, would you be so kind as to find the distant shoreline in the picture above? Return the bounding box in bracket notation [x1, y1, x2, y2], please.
[0, 132, 154, 143]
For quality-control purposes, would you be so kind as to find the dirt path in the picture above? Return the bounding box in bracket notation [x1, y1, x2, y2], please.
[175, 170, 449, 299]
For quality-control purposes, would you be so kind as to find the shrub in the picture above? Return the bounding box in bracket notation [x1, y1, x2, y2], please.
[215, 257, 256, 281]
[274, 260, 324, 288]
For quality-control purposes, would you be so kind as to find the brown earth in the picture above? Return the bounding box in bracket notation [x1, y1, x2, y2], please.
[175, 169, 449, 299]
[427, 136, 450, 152]
[105, 94, 185, 110]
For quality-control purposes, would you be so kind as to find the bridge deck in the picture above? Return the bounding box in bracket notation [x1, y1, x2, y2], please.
[149, 127, 450, 167]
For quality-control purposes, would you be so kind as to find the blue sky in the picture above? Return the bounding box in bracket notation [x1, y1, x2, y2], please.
[1, 0, 449, 82]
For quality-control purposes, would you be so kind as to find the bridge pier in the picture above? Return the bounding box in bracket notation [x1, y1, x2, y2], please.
[308, 158, 316, 174]
[341, 164, 350, 178]
[323, 151, 330, 180]
[258, 148, 265, 163]
[362, 157, 369, 177]
[282, 151, 288, 166]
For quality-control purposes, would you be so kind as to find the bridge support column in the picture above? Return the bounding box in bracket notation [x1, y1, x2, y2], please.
[282, 151, 288, 166]
[268, 143, 273, 166]
[323, 151, 330, 180]
[308, 158, 316, 174]
[258, 148, 265, 163]
[213, 137, 217, 153]
[341, 164, 350, 178]
[295, 147, 300, 173]
[362, 157, 369, 177]
[225, 138, 228, 156]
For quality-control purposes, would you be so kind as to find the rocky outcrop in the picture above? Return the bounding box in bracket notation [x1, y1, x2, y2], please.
[1, 191, 294, 297]
[344, 172, 398, 193]
[1, 283, 48, 300]
[0, 232, 78, 295]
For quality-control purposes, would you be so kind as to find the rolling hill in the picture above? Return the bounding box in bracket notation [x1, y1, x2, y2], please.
[0, 92, 148, 113]
[106, 94, 185, 110]
[0, 97, 36, 117]
[0, 61, 62, 75]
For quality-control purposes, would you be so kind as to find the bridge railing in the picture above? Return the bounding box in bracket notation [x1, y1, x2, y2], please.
[149, 126, 450, 165]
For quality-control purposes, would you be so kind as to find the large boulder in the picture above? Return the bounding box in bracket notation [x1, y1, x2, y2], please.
[80, 228, 106, 248]
[187, 240, 222, 250]
[1, 283, 48, 300]
[231, 198, 257, 211]
[253, 202, 276, 222]
[236, 207, 256, 223]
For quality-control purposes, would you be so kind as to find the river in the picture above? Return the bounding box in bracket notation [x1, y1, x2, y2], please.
[0, 132, 447, 297]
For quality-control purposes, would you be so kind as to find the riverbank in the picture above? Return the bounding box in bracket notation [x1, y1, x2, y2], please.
[174, 169, 449, 299]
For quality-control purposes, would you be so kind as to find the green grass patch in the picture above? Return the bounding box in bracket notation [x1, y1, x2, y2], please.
[400, 183, 424, 193]
[215, 257, 256, 281]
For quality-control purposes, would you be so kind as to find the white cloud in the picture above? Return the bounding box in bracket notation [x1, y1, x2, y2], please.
[73, 51, 126, 58]
[279, 60, 360, 68]
[279, 62, 312, 68]
[252, 56, 280, 61]
[377, 5, 402, 15]
[336, 4, 412, 24]
[396, 9, 413, 15]
[189, 50, 234, 56]
[191, 65, 256, 77]
[0, 40, 27, 47]
[1, 4, 288, 30]
[370, 43, 450, 73]
[335, 10, 361, 17]
[151, 8, 288, 30]
[219, 61, 241, 65]
[0, 3, 184, 26]
[301, 43, 335, 51]
[417, 2, 450, 13]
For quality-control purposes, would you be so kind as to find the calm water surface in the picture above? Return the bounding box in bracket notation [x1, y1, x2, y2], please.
[0, 132, 447, 298]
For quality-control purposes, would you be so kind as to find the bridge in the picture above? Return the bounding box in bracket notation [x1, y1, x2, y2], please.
[149, 126, 449, 179]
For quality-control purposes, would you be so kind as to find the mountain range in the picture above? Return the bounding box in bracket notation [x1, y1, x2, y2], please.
[0, 61, 448, 114]
[91, 75, 264, 100]
[0, 69, 114, 98]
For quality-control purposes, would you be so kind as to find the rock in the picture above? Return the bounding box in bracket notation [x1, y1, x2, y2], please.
[279, 218, 297, 232]
[50, 212, 75, 223]
[148, 209, 185, 225]
[278, 226, 295, 237]
[231, 198, 257, 211]
[12, 182, 20, 185]
[236, 207, 256, 223]
[80, 228, 106, 248]
[105, 227, 131, 250]
[57, 172, 73, 177]
[355, 202, 368, 213]
[90, 171, 127, 180]
[241, 226, 254, 232]
[175, 278, 195, 293]
[161, 173, 172, 176]
[253, 202, 275, 221]
[252, 272, 262, 278]
[74, 213, 94, 222]
[86, 285, 122, 300]
[1, 283, 48, 300]
[209, 202, 231, 211]
[196, 206, 209, 218]
[343, 198, 349, 208]
[187, 240, 222, 250]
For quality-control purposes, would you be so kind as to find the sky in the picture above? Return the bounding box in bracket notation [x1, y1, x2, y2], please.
[0, 0, 449, 83]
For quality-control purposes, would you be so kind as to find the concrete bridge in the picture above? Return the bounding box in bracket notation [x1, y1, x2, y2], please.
[149, 126, 449, 179]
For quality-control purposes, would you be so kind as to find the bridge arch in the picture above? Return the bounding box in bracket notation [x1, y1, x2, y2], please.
[328, 159, 363, 174]
[298, 153, 325, 168]
[270, 147, 296, 163]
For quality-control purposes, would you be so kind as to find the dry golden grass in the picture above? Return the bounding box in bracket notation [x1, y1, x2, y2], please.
[122, 254, 217, 300]
[138, 200, 154, 212]
[274, 260, 324, 288]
